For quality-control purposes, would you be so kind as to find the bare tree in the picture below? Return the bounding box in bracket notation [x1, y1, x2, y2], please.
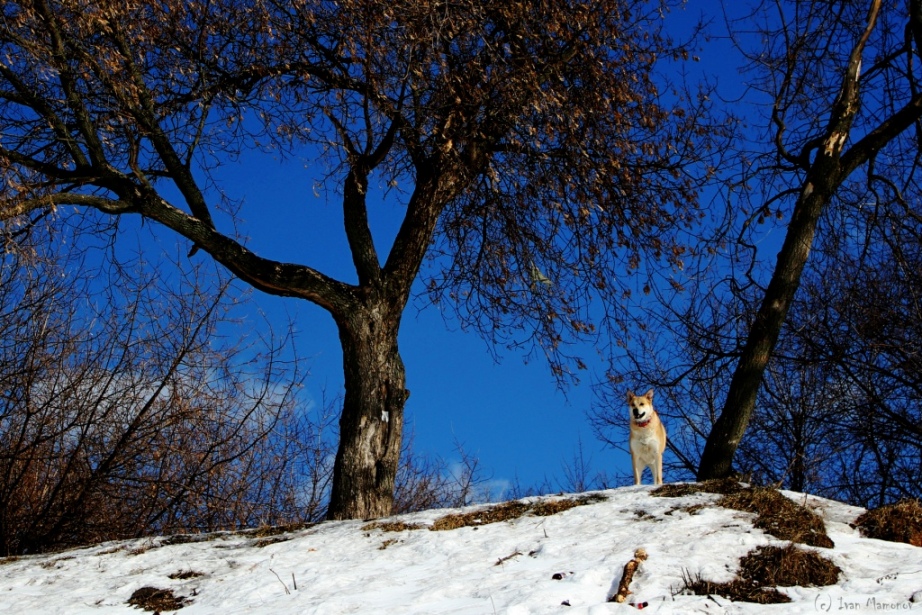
[0, 0, 719, 518]
[696, 0, 922, 479]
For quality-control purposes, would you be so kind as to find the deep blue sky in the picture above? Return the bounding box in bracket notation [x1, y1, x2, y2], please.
[217, 154, 629, 495]
[187, 1, 743, 497]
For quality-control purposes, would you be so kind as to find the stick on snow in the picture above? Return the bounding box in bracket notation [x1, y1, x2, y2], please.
[608, 548, 647, 603]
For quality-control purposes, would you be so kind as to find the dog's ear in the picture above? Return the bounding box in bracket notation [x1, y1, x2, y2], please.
[644, 388, 654, 400]
[626, 391, 635, 403]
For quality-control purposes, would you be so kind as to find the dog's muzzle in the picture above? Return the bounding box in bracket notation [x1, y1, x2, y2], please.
[632, 409, 646, 420]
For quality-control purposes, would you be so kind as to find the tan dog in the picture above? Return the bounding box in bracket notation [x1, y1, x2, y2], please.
[627, 389, 667, 485]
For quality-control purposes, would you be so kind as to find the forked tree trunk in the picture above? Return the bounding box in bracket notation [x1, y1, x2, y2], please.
[326, 301, 408, 520]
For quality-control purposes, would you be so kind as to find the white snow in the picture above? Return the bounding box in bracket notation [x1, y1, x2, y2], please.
[1, 485, 919, 614]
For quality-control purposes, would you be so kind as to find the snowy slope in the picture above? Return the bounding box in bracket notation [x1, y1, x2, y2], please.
[0, 485, 919, 614]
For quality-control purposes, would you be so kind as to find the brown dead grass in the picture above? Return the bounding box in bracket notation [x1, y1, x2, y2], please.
[855, 499, 922, 547]
[740, 545, 840, 587]
[681, 572, 791, 604]
[431, 501, 531, 531]
[680, 544, 840, 604]
[361, 494, 607, 533]
[430, 494, 607, 531]
[249, 522, 314, 538]
[253, 536, 292, 548]
[720, 488, 834, 548]
[653, 479, 833, 548]
[531, 493, 607, 517]
[159, 534, 212, 547]
[361, 521, 426, 533]
[127, 586, 188, 612]
[378, 538, 399, 550]
[652, 477, 745, 498]
[159, 522, 313, 549]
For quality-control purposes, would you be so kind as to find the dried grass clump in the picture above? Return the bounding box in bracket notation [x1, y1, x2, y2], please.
[531, 494, 607, 517]
[250, 522, 313, 538]
[127, 586, 188, 612]
[652, 480, 833, 547]
[430, 494, 607, 531]
[855, 499, 922, 547]
[431, 501, 531, 531]
[652, 477, 745, 498]
[160, 534, 211, 547]
[361, 521, 425, 533]
[681, 572, 791, 604]
[719, 488, 833, 548]
[739, 545, 840, 587]
[253, 536, 292, 548]
[679, 544, 840, 604]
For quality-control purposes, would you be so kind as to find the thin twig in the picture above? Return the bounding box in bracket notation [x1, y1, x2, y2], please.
[269, 568, 290, 595]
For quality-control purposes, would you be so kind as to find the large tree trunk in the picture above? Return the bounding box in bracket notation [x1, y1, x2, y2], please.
[326, 300, 408, 520]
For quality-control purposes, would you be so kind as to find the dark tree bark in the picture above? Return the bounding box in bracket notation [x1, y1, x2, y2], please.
[328, 300, 408, 519]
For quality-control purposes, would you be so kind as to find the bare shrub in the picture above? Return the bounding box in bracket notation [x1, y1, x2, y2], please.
[0, 221, 331, 555]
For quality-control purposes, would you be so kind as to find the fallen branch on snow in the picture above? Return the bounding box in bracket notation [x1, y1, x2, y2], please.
[608, 548, 648, 603]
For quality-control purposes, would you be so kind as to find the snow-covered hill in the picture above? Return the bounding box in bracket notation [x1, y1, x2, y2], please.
[1, 484, 919, 614]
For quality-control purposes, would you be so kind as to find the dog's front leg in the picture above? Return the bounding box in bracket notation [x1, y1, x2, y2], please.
[653, 456, 663, 485]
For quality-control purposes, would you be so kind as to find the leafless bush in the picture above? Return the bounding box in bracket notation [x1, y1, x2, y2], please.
[0, 220, 334, 555]
[394, 437, 498, 513]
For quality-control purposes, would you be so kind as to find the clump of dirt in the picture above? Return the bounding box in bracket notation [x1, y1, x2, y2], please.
[855, 499, 922, 547]
[127, 586, 188, 612]
[167, 570, 203, 580]
[679, 544, 840, 604]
